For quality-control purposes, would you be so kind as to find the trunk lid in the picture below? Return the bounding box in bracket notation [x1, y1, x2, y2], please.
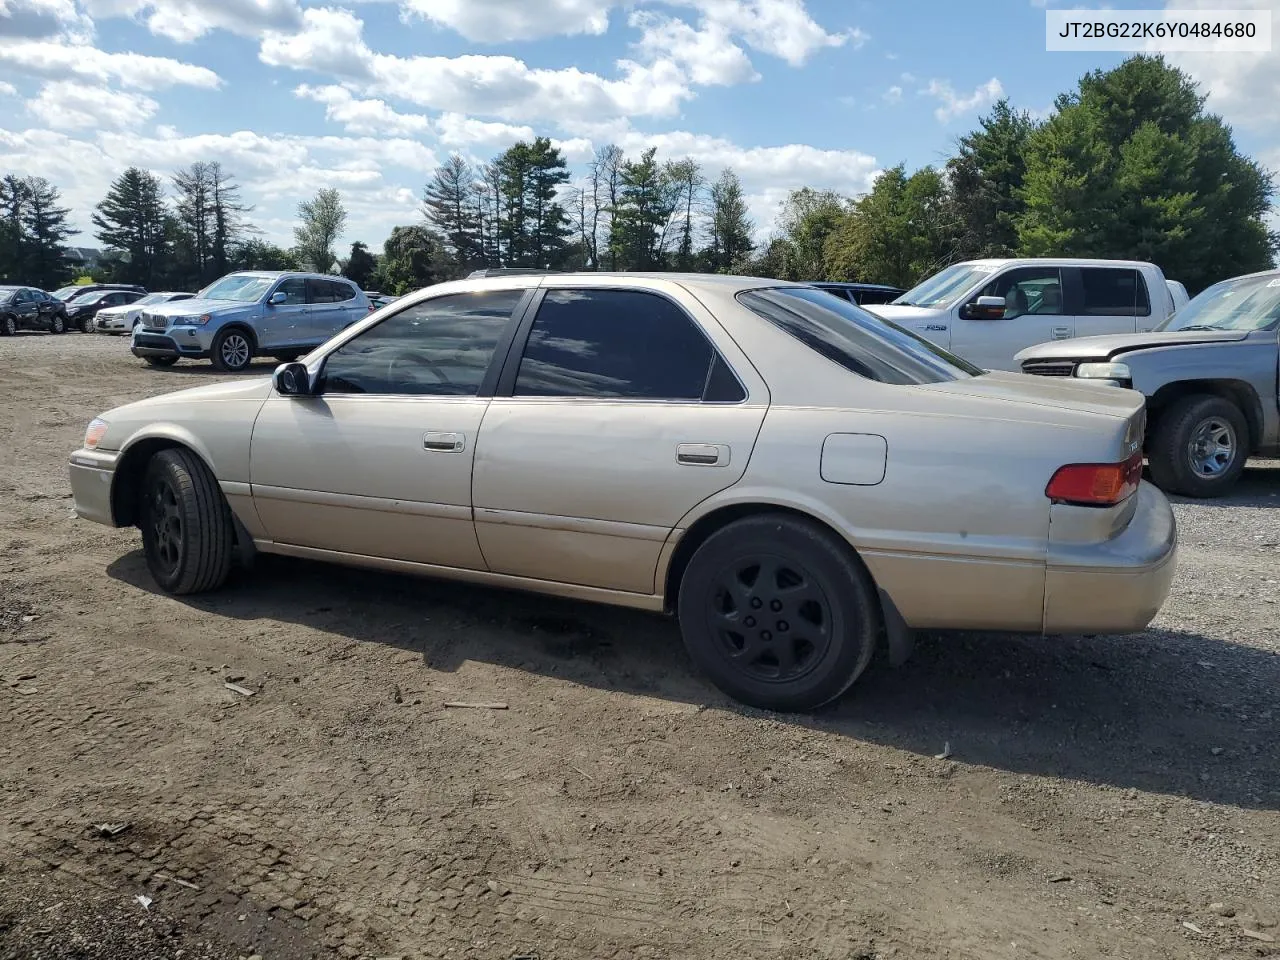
[920, 370, 1145, 420]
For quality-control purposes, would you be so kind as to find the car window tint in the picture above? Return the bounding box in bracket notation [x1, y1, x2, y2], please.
[304, 278, 334, 304]
[329, 280, 356, 302]
[277, 278, 307, 305]
[976, 268, 1065, 318]
[514, 289, 714, 400]
[703, 353, 747, 402]
[320, 290, 523, 397]
[738, 286, 981, 384]
[1081, 268, 1150, 317]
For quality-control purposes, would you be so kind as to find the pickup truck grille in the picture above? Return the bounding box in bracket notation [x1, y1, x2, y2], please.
[1021, 359, 1078, 378]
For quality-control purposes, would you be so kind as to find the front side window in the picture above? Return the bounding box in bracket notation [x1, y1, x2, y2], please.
[738, 286, 981, 384]
[275, 278, 307, 305]
[971, 267, 1065, 319]
[1156, 274, 1280, 333]
[319, 290, 524, 396]
[1081, 268, 1150, 317]
[513, 289, 721, 401]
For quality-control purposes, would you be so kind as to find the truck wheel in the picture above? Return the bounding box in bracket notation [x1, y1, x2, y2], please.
[676, 514, 880, 712]
[1148, 395, 1248, 498]
[211, 328, 254, 372]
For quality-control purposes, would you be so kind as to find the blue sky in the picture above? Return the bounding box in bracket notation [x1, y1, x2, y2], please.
[0, 0, 1276, 252]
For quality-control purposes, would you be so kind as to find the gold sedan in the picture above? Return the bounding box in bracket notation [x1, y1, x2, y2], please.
[69, 274, 1177, 712]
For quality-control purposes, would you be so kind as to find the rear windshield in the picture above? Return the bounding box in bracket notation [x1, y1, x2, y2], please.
[737, 286, 982, 384]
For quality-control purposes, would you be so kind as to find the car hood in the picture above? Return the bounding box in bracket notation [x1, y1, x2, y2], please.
[862, 304, 946, 321]
[113, 377, 275, 417]
[1015, 330, 1249, 362]
[142, 297, 251, 318]
[920, 370, 1144, 420]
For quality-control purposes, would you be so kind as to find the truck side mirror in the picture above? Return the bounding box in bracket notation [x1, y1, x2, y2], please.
[962, 296, 1006, 320]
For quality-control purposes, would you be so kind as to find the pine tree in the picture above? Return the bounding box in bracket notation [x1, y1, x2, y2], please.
[21, 177, 75, 288]
[93, 167, 169, 286]
[424, 154, 481, 270]
[0, 175, 29, 283]
[704, 168, 754, 273]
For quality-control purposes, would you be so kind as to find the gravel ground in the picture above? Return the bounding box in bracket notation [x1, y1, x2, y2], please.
[2, 330, 1278, 960]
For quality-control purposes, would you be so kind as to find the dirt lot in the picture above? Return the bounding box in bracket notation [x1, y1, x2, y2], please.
[1, 331, 1278, 960]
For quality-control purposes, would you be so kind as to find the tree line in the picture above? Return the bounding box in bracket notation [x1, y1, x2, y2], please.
[0, 56, 1273, 298]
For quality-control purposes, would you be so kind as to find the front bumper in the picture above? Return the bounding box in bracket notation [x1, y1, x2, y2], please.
[1043, 481, 1177, 634]
[69, 448, 121, 527]
[131, 326, 212, 359]
[96, 315, 130, 333]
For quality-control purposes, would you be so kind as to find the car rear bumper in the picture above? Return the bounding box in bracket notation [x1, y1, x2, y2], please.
[1042, 481, 1177, 633]
[68, 448, 121, 527]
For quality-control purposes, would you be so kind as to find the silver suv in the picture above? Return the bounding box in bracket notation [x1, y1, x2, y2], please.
[131, 271, 371, 372]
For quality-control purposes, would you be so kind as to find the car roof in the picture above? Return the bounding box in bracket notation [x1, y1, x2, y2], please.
[229, 271, 356, 281]
[958, 257, 1158, 269]
[811, 281, 905, 292]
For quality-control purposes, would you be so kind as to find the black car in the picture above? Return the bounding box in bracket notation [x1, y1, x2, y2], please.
[0, 286, 70, 335]
[50, 282, 148, 302]
[809, 281, 906, 307]
[63, 288, 147, 332]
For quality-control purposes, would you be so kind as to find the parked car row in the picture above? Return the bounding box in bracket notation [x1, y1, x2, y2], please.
[1, 283, 155, 335]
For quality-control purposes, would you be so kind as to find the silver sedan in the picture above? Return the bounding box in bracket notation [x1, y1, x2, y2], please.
[69, 273, 1177, 711]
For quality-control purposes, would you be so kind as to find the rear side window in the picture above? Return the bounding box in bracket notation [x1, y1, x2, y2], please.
[306, 279, 337, 304]
[514, 289, 741, 401]
[738, 286, 981, 384]
[1081, 268, 1150, 317]
[328, 280, 356, 302]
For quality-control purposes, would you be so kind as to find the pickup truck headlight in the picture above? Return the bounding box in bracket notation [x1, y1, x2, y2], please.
[1075, 361, 1132, 386]
[84, 417, 109, 449]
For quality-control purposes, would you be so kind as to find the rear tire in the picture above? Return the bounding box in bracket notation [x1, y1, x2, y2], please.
[139, 448, 235, 595]
[676, 514, 880, 712]
[145, 356, 178, 368]
[211, 328, 254, 372]
[1148, 395, 1248, 498]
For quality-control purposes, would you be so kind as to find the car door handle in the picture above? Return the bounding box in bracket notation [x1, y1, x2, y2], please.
[677, 443, 730, 467]
[1052, 325, 1071, 339]
[423, 431, 464, 453]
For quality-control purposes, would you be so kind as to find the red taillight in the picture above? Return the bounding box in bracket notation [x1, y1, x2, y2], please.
[1046, 451, 1143, 506]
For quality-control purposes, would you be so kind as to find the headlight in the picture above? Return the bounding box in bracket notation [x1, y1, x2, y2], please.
[1075, 361, 1132, 386]
[178, 314, 213, 325]
[84, 417, 109, 449]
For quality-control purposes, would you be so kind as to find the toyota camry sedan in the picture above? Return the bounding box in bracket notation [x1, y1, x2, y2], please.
[69, 273, 1177, 712]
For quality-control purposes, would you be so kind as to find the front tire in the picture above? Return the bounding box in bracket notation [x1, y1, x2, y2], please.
[139, 448, 235, 595]
[79, 314, 94, 333]
[211, 328, 254, 372]
[1148, 395, 1248, 498]
[676, 514, 880, 712]
[50, 313, 66, 334]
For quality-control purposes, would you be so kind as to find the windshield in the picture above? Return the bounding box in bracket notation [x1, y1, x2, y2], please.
[52, 286, 89, 300]
[893, 263, 996, 308]
[135, 293, 174, 306]
[739, 286, 982, 385]
[1156, 274, 1280, 333]
[198, 275, 275, 303]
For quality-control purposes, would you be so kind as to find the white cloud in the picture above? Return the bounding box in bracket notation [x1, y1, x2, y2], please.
[883, 85, 902, 104]
[0, 80, 15, 95]
[296, 84, 431, 136]
[0, 40, 220, 89]
[922, 76, 1003, 123]
[79, 0, 303, 41]
[630, 10, 758, 86]
[27, 79, 158, 129]
[1162, 0, 1280, 133]
[401, 0, 615, 42]
[0, 0, 92, 40]
[434, 112, 533, 148]
[259, 6, 372, 77]
[675, 0, 864, 66]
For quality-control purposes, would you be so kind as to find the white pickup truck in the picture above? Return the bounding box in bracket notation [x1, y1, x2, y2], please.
[866, 258, 1187, 371]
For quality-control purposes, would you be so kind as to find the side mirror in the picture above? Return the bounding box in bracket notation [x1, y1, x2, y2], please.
[963, 295, 1007, 320]
[269, 291, 288, 306]
[273, 362, 312, 397]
